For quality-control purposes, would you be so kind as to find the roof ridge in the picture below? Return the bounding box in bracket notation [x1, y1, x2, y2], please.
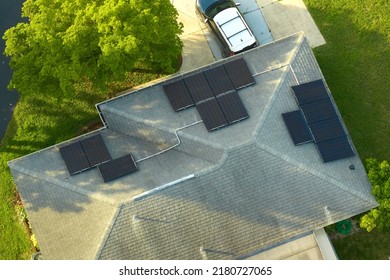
[252, 34, 306, 138]
[9, 162, 119, 206]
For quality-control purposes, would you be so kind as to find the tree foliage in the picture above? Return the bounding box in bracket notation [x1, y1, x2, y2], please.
[360, 158, 390, 232]
[3, 0, 183, 96]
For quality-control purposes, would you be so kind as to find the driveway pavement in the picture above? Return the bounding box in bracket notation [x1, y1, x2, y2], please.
[173, 0, 325, 72]
[172, 0, 215, 72]
[257, 0, 325, 47]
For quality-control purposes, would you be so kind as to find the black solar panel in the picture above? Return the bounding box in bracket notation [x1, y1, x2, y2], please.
[80, 134, 111, 167]
[163, 79, 194, 111]
[291, 79, 329, 105]
[282, 110, 313, 145]
[196, 98, 228, 131]
[309, 118, 346, 143]
[59, 141, 90, 175]
[98, 154, 138, 183]
[204, 65, 235, 96]
[224, 57, 255, 89]
[316, 136, 355, 163]
[217, 91, 248, 124]
[184, 72, 214, 104]
[300, 98, 337, 124]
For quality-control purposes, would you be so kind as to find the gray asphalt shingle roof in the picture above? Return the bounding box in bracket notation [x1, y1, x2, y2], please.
[9, 33, 377, 259]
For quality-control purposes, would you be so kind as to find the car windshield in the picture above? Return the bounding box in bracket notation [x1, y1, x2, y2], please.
[199, 0, 236, 19]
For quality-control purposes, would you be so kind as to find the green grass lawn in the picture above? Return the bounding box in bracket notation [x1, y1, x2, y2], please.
[330, 226, 390, 260]
[304, 0, 390, 161]
[0, 72, 162, 259]
[304, 0, 390, 259]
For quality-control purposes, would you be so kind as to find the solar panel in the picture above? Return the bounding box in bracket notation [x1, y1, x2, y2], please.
[196, 98, 228, 131]
[224, 57, 255, 89]
[316, 136, 355, 163]
[184, 72, 214, 104]
[300, 98, 337, 124]
[80, 134, 111, 167]
[203, 65, 235, 96]
[163, 79, 194, 111]
[98, 154, 138, 183]
[217, 91, 248, 124]
[282, 110, 313, 145]
[59, 141, 90, 175]
[309, 117, 346, 143]
[291, 79, 329, 105]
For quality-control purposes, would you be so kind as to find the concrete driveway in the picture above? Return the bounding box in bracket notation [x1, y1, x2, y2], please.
[173, 0, 325, 72]
[171, 0, 215, 72]
[257, 0, 325, 48]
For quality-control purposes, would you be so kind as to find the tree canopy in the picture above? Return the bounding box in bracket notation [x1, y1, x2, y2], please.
[3, 0, 183, 96]
[360, 158, 390, 232]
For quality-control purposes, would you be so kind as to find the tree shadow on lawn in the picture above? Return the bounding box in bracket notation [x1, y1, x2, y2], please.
[2, 89, 105, 157]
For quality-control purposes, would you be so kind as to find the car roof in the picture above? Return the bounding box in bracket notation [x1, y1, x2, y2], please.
[213, 7, 256, 53]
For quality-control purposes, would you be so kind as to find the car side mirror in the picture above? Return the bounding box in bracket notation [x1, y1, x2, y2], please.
[236, 3, 241, 6]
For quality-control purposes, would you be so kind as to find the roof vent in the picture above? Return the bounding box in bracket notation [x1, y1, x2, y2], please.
[349, 164, 355, 170]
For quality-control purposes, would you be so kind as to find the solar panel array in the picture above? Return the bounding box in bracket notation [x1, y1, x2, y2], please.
[283, 79, 355, 162]
[59, 134, 111, 175]
[98, 154, 138, 183]
[80, 134, 111, 167]
[163, 57, 254, 131]
[204, 65, 235, 96]
[309, 118, 346, 143]
[316, 136, 355, 163]
[291, 79, 328, 105]
[196, 98, 228, 131]
[223, 58, 255, 89]
[59, 141, 91, 175]
[184, 72, 214, 104]
[162, 79, 194, 111]
[217, 91, 249, 124]
[59, 134, 139, 182]
[282, 110, 313, 145]
[300, 98, 337, 124]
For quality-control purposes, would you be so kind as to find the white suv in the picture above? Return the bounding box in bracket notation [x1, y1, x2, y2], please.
[196, 0, 258, 57]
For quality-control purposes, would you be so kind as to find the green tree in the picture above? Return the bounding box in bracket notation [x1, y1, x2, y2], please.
[360, 158, 390, 232]
[3, 0, 183, 96]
